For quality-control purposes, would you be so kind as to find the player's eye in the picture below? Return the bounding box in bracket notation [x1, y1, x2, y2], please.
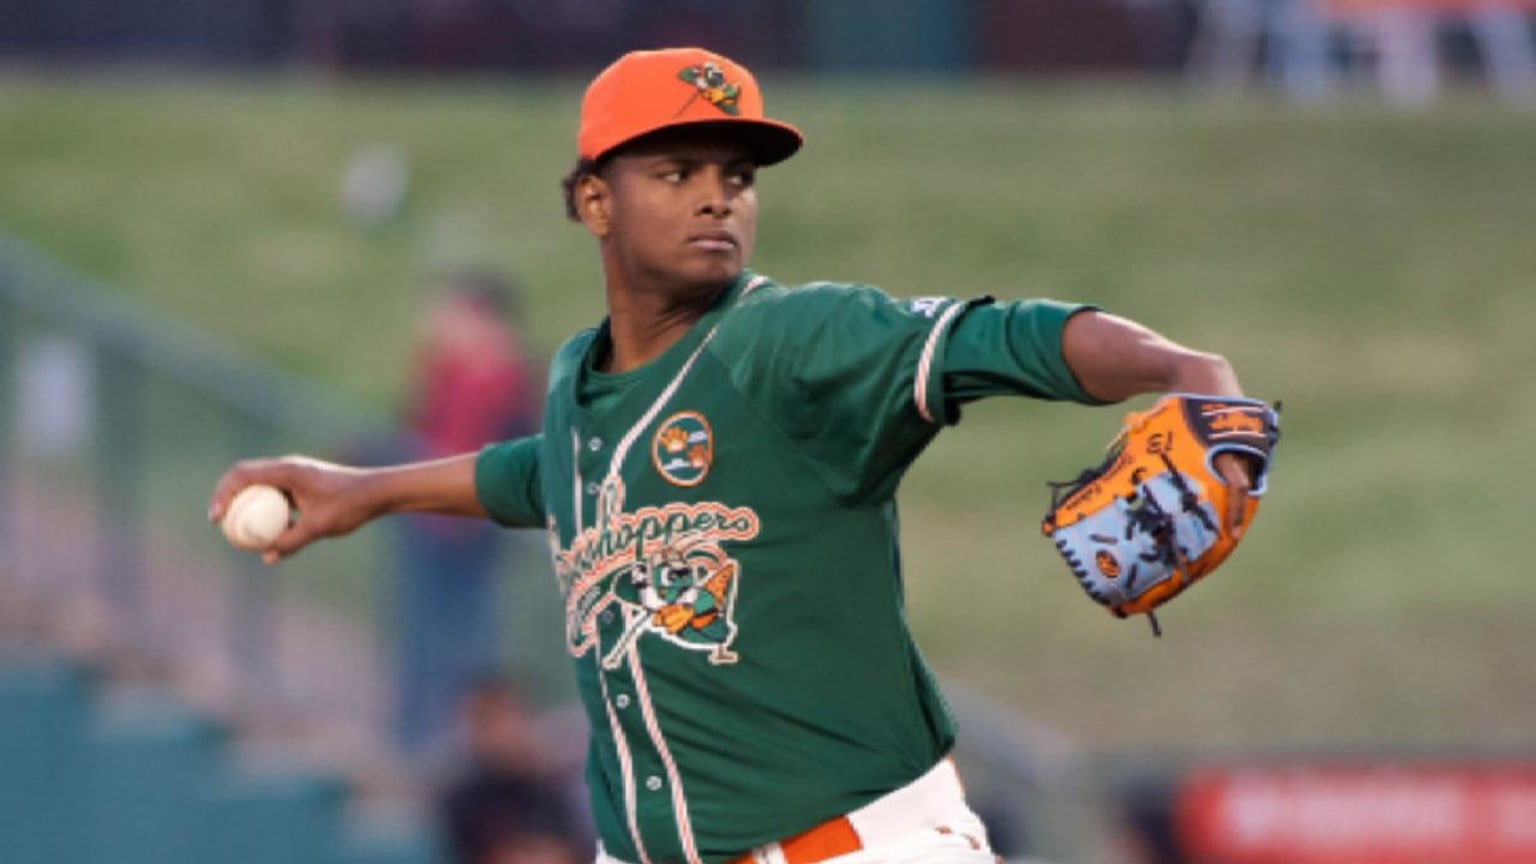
[728, 168, 756, 188]
[659, 168, 687, 183]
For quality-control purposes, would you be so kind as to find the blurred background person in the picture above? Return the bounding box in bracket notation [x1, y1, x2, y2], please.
[439, 675, 589, 864]
[1326, 0, 1536, 106]
[1466, 0, 1536, 104]
[1187, 0, 1338, 102]
[1188, 0, 1536, 105]
[1333, 0, 1445, 105]
[395, 271, 543, 761]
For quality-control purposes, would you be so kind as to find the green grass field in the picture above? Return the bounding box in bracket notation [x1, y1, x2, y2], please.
[4, 73, 1535, 757]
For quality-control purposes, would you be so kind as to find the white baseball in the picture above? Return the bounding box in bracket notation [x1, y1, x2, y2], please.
[221, 484, 292, 551]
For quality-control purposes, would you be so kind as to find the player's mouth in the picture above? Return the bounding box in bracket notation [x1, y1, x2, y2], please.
[687, 230, 737, 252]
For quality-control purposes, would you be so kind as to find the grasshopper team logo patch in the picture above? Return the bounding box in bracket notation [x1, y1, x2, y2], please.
[605, 541, 740, 667]
[677, 62, 741, 116]
[653, 412, 713, 487]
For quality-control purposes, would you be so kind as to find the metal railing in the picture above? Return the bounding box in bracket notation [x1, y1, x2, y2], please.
[0, 231, 419, 786]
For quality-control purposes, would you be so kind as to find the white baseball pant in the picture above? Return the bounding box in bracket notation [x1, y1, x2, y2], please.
[596, 758, 998, 864]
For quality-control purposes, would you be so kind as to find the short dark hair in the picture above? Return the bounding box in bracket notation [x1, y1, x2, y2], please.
[560, 156, 606, 222]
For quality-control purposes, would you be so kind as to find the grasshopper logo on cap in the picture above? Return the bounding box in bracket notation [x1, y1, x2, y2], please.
[677, 61, 741, 115]
[654, 411, 713, 487]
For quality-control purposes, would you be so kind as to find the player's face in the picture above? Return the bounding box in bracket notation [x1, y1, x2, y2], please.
[595, 129, 759, 294]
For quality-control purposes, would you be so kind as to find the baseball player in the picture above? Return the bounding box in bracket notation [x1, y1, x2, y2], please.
[210, 47, 1259, 864]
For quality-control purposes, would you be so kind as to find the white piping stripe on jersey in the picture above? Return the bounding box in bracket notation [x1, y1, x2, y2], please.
[607, 275, 769, 478]
[584, 274, 767, 863]
[914, 301, 968, 424]
[599, 667, 652, 864]
[627, 645, 704, 864]
[572, 428, 586, 537]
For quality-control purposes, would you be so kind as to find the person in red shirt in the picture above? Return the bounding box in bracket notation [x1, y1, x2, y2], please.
[395, 271, 541, 759]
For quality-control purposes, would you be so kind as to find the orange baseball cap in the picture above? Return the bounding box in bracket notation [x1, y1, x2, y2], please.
[577, 47, 803, 166]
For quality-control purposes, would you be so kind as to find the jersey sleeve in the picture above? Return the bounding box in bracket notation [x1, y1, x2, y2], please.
[717, 284, 980, 502]
[719, 284, 1102, 504]
[933, 298, 1107, 421]
[474, 434, 545, 527]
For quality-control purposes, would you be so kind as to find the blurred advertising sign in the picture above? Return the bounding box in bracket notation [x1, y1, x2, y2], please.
[1175, 763, 1536, 864]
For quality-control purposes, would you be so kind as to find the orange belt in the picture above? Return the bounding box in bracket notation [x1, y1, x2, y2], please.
[728, 815, 862, 864]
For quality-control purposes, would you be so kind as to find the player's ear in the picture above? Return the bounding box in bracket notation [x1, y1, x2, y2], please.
[577, 173, 612, 237]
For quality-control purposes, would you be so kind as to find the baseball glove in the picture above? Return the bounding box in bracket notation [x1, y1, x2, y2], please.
[1041, 394, 1280, 634]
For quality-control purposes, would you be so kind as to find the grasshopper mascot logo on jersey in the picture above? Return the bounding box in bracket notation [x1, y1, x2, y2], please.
[555, 476, 758, 667]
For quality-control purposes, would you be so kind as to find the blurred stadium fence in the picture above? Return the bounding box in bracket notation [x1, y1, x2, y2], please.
[0, 230, 412, 773]
[0, 234, 459, 860]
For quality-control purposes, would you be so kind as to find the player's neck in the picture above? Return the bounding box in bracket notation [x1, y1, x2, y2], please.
[600, 278, 725, 374]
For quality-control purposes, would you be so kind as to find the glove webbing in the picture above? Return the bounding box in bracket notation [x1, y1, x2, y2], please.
[1133, 453, 1218, 636]
[1050, 452, 1211, 638]
[1123, 481, 1177, 637]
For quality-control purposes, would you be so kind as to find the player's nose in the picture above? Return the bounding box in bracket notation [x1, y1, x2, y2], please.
[694, 169, 734, 218]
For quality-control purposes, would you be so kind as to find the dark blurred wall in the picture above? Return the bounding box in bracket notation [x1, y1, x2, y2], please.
[0, 0, 1164, 74]
[0, 0, 297, 65]
[805, 0, 975, 73]
[978, 0, 1192, 73]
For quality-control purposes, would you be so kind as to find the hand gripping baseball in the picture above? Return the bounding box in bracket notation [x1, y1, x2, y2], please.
[1041, 394, 1281, 634]
[209, 456, 379, 565]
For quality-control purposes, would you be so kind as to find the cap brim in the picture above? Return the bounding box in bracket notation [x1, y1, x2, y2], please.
[598, 118, 803, 166]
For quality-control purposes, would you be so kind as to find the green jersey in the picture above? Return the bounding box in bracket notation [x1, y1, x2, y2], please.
[476, 271, 1097, 864]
